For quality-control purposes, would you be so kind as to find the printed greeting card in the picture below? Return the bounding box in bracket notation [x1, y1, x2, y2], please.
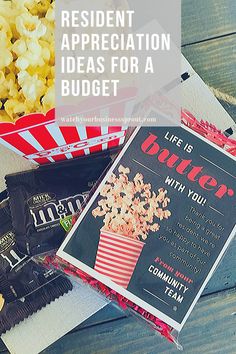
[58, 126, 236, 331]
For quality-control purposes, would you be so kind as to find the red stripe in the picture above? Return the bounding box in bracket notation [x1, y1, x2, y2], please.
[97, 244, 140, 259]
[3, 134, 39, 155]
[95, 265, 132, 279]
[98, 242, 141, 258]
[107, 127, 123, 149]
[95, 262, 133, 276]
[86, 126, 102, 154]
[59, 127, 85, 157]
[86, 110, 111, 153]
[29, 125, 66, 162]
[3, 134, 51, 164]
[107, 101, 125, 149]
[97, 245, 139, 260]
[95, 253, 136, 267]
[68, 149, 86, 158]
[99, 238, 142, 252]
[96, 249, 137, 263]
[95, 257, 134, 272]
[99, 238, 143, 253]
[100, 233, 144, 249]
[45, 153, 68, 162]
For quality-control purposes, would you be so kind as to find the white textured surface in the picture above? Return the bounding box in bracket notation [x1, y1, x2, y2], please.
[2, 282, 107, 354]
[181, 54, 235, 132]
[182, 74, 235, 131]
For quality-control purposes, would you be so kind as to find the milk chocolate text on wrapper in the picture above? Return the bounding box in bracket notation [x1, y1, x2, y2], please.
[6, 154, 111, 255]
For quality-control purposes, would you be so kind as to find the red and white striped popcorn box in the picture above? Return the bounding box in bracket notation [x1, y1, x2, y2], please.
[0, 88, 137, 165]
[94, 230, 145, 289]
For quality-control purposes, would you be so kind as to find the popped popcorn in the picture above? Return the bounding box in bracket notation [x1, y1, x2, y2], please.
[92, 165, 172, 241]
[15, 13, 47, 39]
[0, 0, 55, 122]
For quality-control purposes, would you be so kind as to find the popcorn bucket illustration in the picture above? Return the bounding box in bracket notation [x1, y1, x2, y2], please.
[94, 230, 145, 289]
[0, 88, 137, 165]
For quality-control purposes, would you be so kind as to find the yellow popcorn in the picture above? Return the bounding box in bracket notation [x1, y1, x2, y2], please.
[41, 17, 54, 44]
[0, 15, 12, 39]
[42, 86, 55, 112]
[5, 77, 19, 98]
[4, 99, 27, 120]
[27, 0, 51, 16]
[39, 39, 54, 65]
[0, 0, 55, 122]
[27, 39, 42, 55]
[16, 12, 46, 39]
[0, 32, 10, 51]
[45, 1, 55, 22]
[49, 66, 55, 79]
[32, 100, 44, 113]
[28, 64, 50, 80]
[0, 1, 11, 14]
[42, 46, 50, 62]
[12, 0, 39, 11]
[0, 48, 13, 70]
[0, 71, 5, 86]
[0, 86, 8, 99]
[15, 40, 44, 70]
[47, 78, 54, 88]
[12, 39, 27, 57]
[0, 111, 13, 122]
[18, 71, 46, 102]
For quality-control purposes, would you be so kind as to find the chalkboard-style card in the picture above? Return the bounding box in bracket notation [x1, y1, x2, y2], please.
[58, 126, 236, 331]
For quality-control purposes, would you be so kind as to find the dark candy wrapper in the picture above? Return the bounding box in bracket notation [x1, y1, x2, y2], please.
[6, 153, 111, 256]
[0, 201, 73, 334]
[0, 203, 57, 301]
[0, 275, 72, 335]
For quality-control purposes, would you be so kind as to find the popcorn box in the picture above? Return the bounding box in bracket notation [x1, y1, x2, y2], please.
[0, 89, 137, 165]
[94, 230, 145, 289]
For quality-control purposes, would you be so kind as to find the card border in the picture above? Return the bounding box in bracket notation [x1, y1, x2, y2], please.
[57, 125, 236, 331]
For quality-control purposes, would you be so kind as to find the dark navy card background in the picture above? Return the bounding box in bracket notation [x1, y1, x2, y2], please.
[63, 127, 236, 325]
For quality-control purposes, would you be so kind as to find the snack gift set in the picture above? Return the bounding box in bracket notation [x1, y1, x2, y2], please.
[57, 122, 236, 344]
[0, 0, 236, 351]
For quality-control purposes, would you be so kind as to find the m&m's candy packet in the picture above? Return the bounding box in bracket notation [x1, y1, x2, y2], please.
[0, 200, 72, 334]
[6, 153, 112, 256]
